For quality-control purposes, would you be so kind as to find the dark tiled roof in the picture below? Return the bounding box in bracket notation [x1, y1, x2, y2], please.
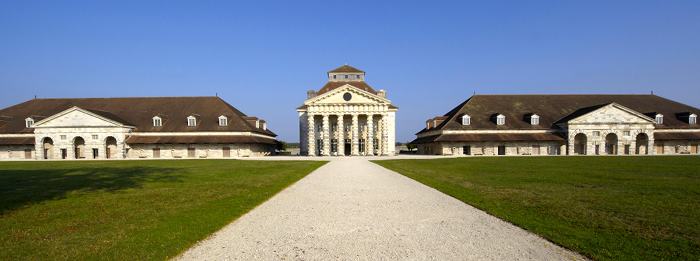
[328, 65, 364, 73]
[654, 132, 700, 141]
[411, 133, 565, 144]
[419, 94, 700, 134]
[317, 81, 378, 95]
[125, 135, 278, 145]
[0, 97, 276, 136]
[0, 137, 35, 145]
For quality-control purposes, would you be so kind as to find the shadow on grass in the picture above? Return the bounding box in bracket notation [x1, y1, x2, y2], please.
[0, 166, 181, 214]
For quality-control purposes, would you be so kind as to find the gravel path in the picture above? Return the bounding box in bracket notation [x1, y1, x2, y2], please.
[177, 158, 584, 260]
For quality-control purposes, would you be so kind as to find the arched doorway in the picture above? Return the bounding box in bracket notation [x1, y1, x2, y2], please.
[105, 136, 117, 159]
[42, 137, 54, 159]
[74, 136, 86, 159]
[605, 133, 618, 155]
[574, 133, 587, 155]
[636, 133, 649, 155]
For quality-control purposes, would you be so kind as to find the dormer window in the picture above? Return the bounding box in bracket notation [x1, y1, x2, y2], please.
[496, 114, 506, 125]
[461, 115, 471, 125]
[530, 114, 540, 125]
[218, 116, 228, 126]
[25, 118, 34, 128]
[187, 116, 197, 127]
[152, 116, 162, 127]
[655, 114, 664, 125]
[690, 114, 697, 125]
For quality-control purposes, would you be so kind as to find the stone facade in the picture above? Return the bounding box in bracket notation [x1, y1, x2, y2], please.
[414, 97, 700, 156]
[298, 65, 397, 156]
[0, 97, 277, 160]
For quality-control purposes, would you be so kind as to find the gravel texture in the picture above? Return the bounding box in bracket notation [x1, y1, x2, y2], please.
[176, 157, 585, 260]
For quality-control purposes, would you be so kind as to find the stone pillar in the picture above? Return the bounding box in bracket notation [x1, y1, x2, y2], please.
[337, 114, 344, 156]
[322, 114, 331, 156]
[381, 114, 389, 155]
[366, 115, 374, 156]
[352, 114, 359, 156]
[307, 114, 316, 156]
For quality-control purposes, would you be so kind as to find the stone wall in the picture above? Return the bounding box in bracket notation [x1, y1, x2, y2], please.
[0, 145, 35, 160]
[418, 141, 566, 156]
[126, 143, 274, 159]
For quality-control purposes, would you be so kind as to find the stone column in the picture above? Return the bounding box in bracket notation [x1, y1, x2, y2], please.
[307, 114, 316, 156]
[322, 114, 331, 156]
[366, 115, 374, 156]
[381, 114, 389, 155]
[352, 114, 359, 156]
[337, 114, 344, 156]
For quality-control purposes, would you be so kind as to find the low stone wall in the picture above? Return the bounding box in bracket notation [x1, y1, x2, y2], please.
[126, 143, 274, 159]
[0, 145, 35, 160]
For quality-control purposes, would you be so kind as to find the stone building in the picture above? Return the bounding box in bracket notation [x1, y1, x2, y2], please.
[412, 95, 700, 156]
[0, 96, 277, 160]
[298, 65, 398, 156]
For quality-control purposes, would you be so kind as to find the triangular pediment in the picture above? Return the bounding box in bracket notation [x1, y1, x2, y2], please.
[305, 84, 390, 105]
[568, 103, 654, 124]
[33, 107, 130, 128]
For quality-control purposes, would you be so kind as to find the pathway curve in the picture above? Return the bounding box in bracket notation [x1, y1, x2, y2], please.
[177, 157, 584, 260]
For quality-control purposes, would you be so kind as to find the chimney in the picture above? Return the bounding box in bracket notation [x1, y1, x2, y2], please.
[307, 90, 317, 99]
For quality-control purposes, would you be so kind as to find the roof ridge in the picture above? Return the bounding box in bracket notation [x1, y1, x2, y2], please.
[32, 96, 220, 100]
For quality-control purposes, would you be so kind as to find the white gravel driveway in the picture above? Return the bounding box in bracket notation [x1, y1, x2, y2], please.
[177, 157, 584, 260]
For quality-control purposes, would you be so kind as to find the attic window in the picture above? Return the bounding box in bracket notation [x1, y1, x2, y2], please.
[496, 114, 506, 125]
[218, 116, 228, 126]
[461, 115, 471, 125]
[530, 114, 540, 125]
[655, 114, 664, 125]
[187, 116, 197, 127]
[690, 114, 697, 125]
[152, 116, 162, 127]
[25, 118, 34, 128]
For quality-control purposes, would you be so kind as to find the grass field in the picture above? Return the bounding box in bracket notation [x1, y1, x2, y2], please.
[0, 159, 325, 260]
[374, 156, 700, 260]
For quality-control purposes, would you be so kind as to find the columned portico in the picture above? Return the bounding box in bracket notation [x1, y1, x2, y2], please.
[298, 65, 398, 157]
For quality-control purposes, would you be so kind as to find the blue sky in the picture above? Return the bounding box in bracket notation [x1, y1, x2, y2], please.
[1, 1, 699, 142]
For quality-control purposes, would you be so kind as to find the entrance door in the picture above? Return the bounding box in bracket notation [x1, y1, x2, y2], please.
[188, 147, 196, 158]
[24, 149, 32, 159]
[656, 143, 664, 154]
[462, 145, 471, 155]
[92, 148, 99, 159]
[691, 144, 698, 154]
[61, 149, 67, 159]
[344, 139, 351, 155]
[497, 145, 506, 155]
[153, 148, 160, 158]
[223, 147, 231, 157]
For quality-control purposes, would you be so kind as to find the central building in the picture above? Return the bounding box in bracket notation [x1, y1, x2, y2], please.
[297, 65, 397, 156]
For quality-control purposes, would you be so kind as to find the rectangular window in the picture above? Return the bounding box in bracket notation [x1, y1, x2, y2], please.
[595, 145, 600, 155]
[92, 135, 99, 140]
[153, 118, 162, 127]
[331, 139, 338, 153]
[359, 139, 365, 153]
[223, 147, 231, 157]
[92, 148, 99, 159]
[61, 149, 67, 159]
[497, 145, 506, 155]
[623, 131, 630, 137]
[153, 148, 160, 158]
[188, 118, 196, 127]
[532, 145, 540, 155]
[60, 135, 67, 140]
[462, 145, 471, 155]
[656, 143, 664, 154]
[219, 118, 227, 126]
[24, 149, 32, 159]
[624, 145, 631, 155]
[593, 131, 600, 137]
[373, 138, 379, 151]
[25, 120, 33, 128]
[188, 147, 195, 158]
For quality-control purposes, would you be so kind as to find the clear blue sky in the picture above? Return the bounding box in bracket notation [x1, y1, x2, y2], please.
[1, 1, 699, 142]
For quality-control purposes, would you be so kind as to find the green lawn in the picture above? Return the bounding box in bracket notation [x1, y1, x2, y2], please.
[0, 159, 325, 260]
[374, 156, 700, 261]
